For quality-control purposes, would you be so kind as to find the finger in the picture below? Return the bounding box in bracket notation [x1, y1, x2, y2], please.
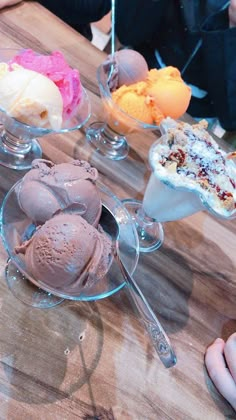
[224, 333, 236, 382]
[205, 338, 236, 410]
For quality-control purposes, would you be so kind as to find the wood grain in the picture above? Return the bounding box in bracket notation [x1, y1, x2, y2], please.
[0, 2, 235, 419]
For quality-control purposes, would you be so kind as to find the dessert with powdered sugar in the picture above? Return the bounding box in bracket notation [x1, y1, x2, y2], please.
[143, 119, 236, 222]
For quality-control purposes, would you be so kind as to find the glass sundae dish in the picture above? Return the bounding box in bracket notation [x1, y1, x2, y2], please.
[123, 119, 236, 252]
[0, 49, 91, 170]
[0, 163, 139, 308]
[86, 50, 191, 161]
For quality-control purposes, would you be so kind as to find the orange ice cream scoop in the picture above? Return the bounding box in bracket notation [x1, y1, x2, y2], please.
[147, 66, 191, 119]
[109, 64, 191, 129]
[111, 82, 154, 124]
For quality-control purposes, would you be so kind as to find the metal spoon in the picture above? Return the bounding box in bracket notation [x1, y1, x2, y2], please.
[107, 0, 116, 84]
[110, 0, 116, 57]
[100, 205, 177, 368]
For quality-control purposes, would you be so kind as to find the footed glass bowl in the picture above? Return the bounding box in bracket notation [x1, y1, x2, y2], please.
[1, 180, 139, 307]
[0, 48, 91, 170]
[123, 134, 236, 253]
[86, 62, 161, 160]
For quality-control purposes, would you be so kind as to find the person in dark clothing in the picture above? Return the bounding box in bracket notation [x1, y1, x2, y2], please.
[38, 0, 111, 41]
[0, 0, 111, 40]
[1, 1, 236, 130]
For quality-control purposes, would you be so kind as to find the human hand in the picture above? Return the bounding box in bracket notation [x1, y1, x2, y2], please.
[229, 0, 236, 27]
[0, 0, 23, 10]
[205, 333, 236, 411]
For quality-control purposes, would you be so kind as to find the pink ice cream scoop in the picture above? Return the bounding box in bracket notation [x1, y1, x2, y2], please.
[15, 213, 112, 294]
[11, 49, 83, 119]
[17, 159, 102, 227]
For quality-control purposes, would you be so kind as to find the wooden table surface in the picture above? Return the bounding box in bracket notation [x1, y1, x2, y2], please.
[0, 2, 235, 419]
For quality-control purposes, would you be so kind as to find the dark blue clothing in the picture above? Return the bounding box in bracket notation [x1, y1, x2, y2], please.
[39, 0, 110, 40]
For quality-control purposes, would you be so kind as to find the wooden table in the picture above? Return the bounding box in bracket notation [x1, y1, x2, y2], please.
[0, 2, 235, 419]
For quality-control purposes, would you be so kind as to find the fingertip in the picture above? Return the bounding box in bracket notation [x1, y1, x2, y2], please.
[205, 337, 225, 366]
[224, 333, 236, 381]
[206, 337, 225, 353]
[214, 338, 225, 345]
[227, 332, 236, 343]
[224, 333, 236, 355]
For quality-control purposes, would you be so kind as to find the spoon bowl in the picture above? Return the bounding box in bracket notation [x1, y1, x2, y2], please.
[100, 205, 177, 368]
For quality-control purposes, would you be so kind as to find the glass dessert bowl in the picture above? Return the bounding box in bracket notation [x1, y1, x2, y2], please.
[86, 50, 191, 161]
[0, 48, 91, 170]
[1, 179, 139, 308]
[123, 120, 236, 252]
[86, 61, 162, 161]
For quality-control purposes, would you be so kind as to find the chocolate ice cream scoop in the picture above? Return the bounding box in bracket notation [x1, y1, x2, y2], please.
[15, 213, 112, 294]
[16, 159, 102, 226]
[104, 49, 149, 91]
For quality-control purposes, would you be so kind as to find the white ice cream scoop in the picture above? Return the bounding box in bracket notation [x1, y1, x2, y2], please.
[0, 67, 63, 130]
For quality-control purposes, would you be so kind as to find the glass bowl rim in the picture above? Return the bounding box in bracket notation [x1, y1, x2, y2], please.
[97, 63, 161, 131]
[1, 178, 140, 301]
[0, 87, 91, 135]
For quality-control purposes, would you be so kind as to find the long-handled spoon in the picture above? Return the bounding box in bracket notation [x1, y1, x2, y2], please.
[107, 0, 116, 84]
[100, 204, 177, 368]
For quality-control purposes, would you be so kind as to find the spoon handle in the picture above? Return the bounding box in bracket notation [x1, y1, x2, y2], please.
[115, 253, 177, 368]
[110, 0, 116, 57]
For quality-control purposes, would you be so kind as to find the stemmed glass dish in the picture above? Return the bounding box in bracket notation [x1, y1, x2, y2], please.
[86, 61, 161, 161]
[1, 177, 177, 368]
[1, 180, 139, 308]
[0, 49, 91, 170]
[123, 129, 236, 253]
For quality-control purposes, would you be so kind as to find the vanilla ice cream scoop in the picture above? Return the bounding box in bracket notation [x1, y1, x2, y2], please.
[0, 67, 63, 130]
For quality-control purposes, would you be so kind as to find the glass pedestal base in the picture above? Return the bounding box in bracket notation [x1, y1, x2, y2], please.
[122, 199, 164, 253]
[86, 121, 129, 160]
[5, 259, 64, 308]
[0, 135, 42, 170]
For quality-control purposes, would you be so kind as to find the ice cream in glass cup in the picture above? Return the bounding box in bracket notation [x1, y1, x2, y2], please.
[123, 119, 236, 252]
[0, 48, 91, 170]
[0, 159, 139, 308]
[86, 49, 191, 161]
